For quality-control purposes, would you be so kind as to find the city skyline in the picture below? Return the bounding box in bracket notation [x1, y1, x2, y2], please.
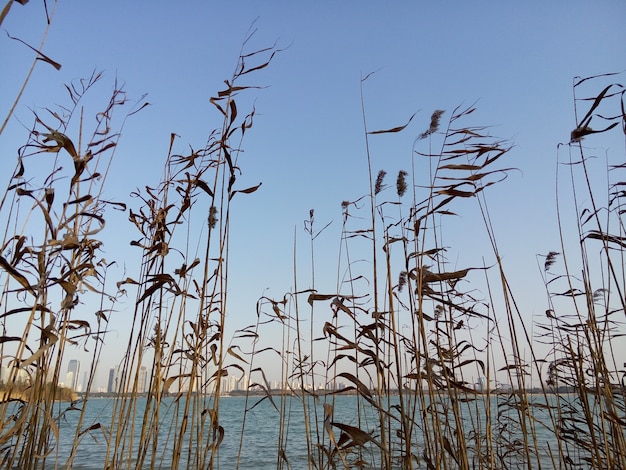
[65, 360, 79, 392]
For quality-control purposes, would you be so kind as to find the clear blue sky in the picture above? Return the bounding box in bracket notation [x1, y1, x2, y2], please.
[1, 2, 624, 390]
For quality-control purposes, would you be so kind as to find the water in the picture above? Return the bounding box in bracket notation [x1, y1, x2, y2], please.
[33, 395, 362, 469]
[4, 392, 621, 469]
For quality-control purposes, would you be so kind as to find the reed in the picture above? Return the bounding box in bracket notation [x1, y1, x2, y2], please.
[0, 7, 624, 467]
[251, 72, 626, 469]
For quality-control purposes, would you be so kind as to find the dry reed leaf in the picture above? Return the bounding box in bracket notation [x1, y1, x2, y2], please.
[442, 436, 459, 465]
[307, 293, 338, 305]
[209, 97, 227, 116]
[576, 84, 616, 129]
[336, 372, 372, 398]
[250, 367, 279, 410]
[226, 346, 248, 364]
[203, 343, 217, 366]
[436, 187, 474, 198]
[583, 230, 626, 248]
[0, 305, 51, 320]
[323, 322, 356, 347]
[20, 340, 57, 368]
[60, 211, 105, 237]
[0, 255, 34, 294]
[14, 189, 56, 237]
[195, 179, 214, 197]
[65, 319, 90, 331]
[13, 158, 25, 179]
[0, 336, 21, 343]
[574, 72, 622, 87]
[90, 141, 117, 157]
[455, 358, 485, 374]
[217, 82, 253, 98]
[174, 258, 200, 277]
[330, 297, 356, 319]
[368, 113, 416, 135]
[229, 99, 237, 125]
[571, 122, 619, 142]
[602, 410, 626, 426]
[239, 49, 279, 76]
[64, 194, 94, 206]
[439, 163, 482, 171]
[163, 374, 191, 393]
[116, 277, 139, 290]
[411, 266, 470, 283]
[30, 410, 60, 459]
[330, 422, 381, 449]
[0, 1, 14, 27]
[136, 274, 180, 304]
[78, 422, 103, 438]
[0, 417, 27, 453]
[229, 182, 262, 200]
[214, 425, 225, 448]
[39, 130, 77, 157]
[232, 325, 257, 341]
[4, 30, 61, 70]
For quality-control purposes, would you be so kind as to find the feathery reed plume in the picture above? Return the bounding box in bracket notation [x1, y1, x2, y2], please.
[209, 205, 218, 229]
[418, 109, 445, 140]
[374, 169, 386, 195]
[396, 170, 408, 197]
[397, 270, 407, 292]
[543, 251, 560, 272]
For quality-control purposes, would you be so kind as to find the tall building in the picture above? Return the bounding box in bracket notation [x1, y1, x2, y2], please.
[138, 366, 148, 393]
[81, 371, 88, 393]
[107, 367, 116, 393]
[476, 376, 487, 392]
[0, 366, 28, 384]
[66, 360, 80, 390]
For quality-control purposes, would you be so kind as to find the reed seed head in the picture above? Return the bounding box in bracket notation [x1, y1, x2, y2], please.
[396, 170, 408, 197]
[374, 170, 386, 195]
[418, 109, 445, 140]
[398, 270, 407, 292]
[544, 251, 560, 272]
[208, 206, 218, 229]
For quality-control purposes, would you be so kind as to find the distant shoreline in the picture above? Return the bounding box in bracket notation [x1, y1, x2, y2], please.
[78, 386, 586, 400]
[0, 386, 78, 402]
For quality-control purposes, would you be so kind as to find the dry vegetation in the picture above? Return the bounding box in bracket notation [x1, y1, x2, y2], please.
[1, 3, 625, 469]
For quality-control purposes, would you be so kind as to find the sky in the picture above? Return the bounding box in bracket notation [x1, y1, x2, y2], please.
[1, 1, 625, 391]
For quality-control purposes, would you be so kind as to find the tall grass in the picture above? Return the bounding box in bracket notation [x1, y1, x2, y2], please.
[1, 8, 625, 467]
[251, 72, 626, 469]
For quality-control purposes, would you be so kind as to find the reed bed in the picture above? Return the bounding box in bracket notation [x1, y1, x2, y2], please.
[0, 6, 625, 467]
[250, 72, 626, 469]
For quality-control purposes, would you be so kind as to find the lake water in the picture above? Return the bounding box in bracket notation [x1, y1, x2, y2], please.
[5, 392, 618, 469]
[43, 394, 354, 469]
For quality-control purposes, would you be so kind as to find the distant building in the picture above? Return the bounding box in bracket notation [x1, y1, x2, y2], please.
[66, 360, 80, 390]
[138, 366, 148, 393]
[236, 374, 249, 391]
[221, 377, 230, 393]
[0, 366, 29, 384]
[476, 376, 487, 391]
[81, 371, 88, 393]
[107, 368, 116, 393]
